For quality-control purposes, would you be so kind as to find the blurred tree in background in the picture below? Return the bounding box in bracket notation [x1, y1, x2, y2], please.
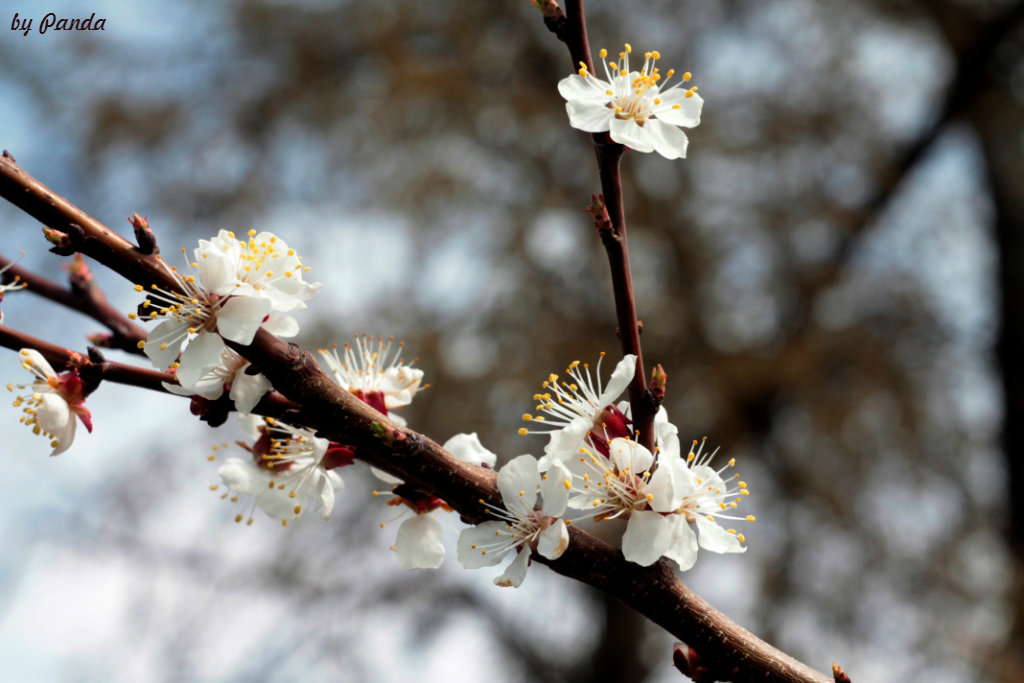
[1, 0, 1023, 681]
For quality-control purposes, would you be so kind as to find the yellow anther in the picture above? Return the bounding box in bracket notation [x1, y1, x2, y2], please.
[599, 48, 607, 59]
[522, 414, 533, 421]
[746, 515, 756, 522]
[518, 428, 528, 436]
[625, 43, 632, 53]
[133, 284, 143, 292]
[683, 71, 692, 81]
[737, 533, 746, 543]
[235, 514, 243, 523]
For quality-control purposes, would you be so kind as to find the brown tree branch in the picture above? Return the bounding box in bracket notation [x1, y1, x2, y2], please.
[0, 154, 830, 682]
[544, 1, 657, 451]
[0, 251, 148, 354]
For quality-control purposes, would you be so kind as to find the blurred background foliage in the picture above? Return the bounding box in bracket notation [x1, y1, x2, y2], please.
[1, 0, 1023, 681]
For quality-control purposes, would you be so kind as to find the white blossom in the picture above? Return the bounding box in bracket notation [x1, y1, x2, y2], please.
[569, 423, 751, 571]
[373, 432, 498, 569]
[558, 44, 703, 159]
[457, 455, 572, 587]
[162, 346, 271, 415]
[318, 335, 425, 413]
[136, 229, 317, 386]
[216, 418, 343, 525]
[518, 353, 636, 467]
[7, 348, 92, 455]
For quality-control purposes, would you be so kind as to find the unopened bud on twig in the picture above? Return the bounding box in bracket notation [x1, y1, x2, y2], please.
[129, 213, 159, 255]
[66, 253, 94, 293]
[87, 332, 114, 348]
[650, 364, 668, 404]
[587, 194, 614, 238]
[672, 643, 712, 681]
[42, 227, 75, 255]
[832, 663, 852, 683]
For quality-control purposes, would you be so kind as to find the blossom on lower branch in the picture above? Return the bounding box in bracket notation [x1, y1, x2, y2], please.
[457, 454, 572, 588]
[373, 432, 498, 570]
[215, 417, 349, 525]
[8, 349, 92, 455]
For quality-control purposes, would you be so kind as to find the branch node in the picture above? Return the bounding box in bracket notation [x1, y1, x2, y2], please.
[129, 213, 159, 255]
[2, 150, 16, 163]
[42, 227, 75, 255]
[650, 364, 667, 404]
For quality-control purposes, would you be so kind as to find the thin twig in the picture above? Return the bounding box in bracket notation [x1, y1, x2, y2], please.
[0, 252, 148, 354]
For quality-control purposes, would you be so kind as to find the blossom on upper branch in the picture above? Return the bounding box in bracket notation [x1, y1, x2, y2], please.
[457, 454, 572, 588]
[8, 348, 92, 455]
[318, 335, 425, 415]
[215, 417, 348, 525]
[373, 432, 497, 570]
[519, 353, 636, 466]
[135, 230, 317, 387]
[558, 44, 703, 159]
[162, 346, 270, 415]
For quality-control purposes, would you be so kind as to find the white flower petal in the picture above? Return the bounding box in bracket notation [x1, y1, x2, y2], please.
[18, 349, 56, 378]
[218, 458, 270, 496]
[177, 330, 226, 388]
[379, 366, 425, 409]
[666, 516, 700, 571]
[537, 520, 569, 560]
[216, 295, 273, 344]
[229, 368, 271, 415]
[143, 318, 189, 369]
[648, 457, 686, 512]
[608, 438, 654, 476]
[653, 91, 703, 128]
[394, 515, 446, 569]
[566, 100, 613, 133]
[557, 74, 611, 102]
[457, 521, 510, 568]
[644, 120, 690, 160]
[494, 546, 532, 588]
[370, 466, 404, 485]
[540, 459, 572, 518]
[262, 312, 300, 338]
[497, 454, 541, 512]
[598, 354, 637, 405]
[695, 515, 746, 554]
[609, 117, 655, 152]
[621, 510, 674, 566]
[443, 432, 497, 468]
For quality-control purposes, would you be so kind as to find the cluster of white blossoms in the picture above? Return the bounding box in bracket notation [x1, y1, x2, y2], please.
[134, 229, 319, 410]
[558, 44, 703, 160]
[453, 353, 751, 587]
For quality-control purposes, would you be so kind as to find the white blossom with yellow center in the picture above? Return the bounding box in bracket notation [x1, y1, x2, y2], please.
[135, 229, 315, 389]
[558, 44, 703, 159]
[457, 454, 572, 588]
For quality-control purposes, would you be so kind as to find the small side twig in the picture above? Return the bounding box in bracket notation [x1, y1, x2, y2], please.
[0, 251, 148, 355]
